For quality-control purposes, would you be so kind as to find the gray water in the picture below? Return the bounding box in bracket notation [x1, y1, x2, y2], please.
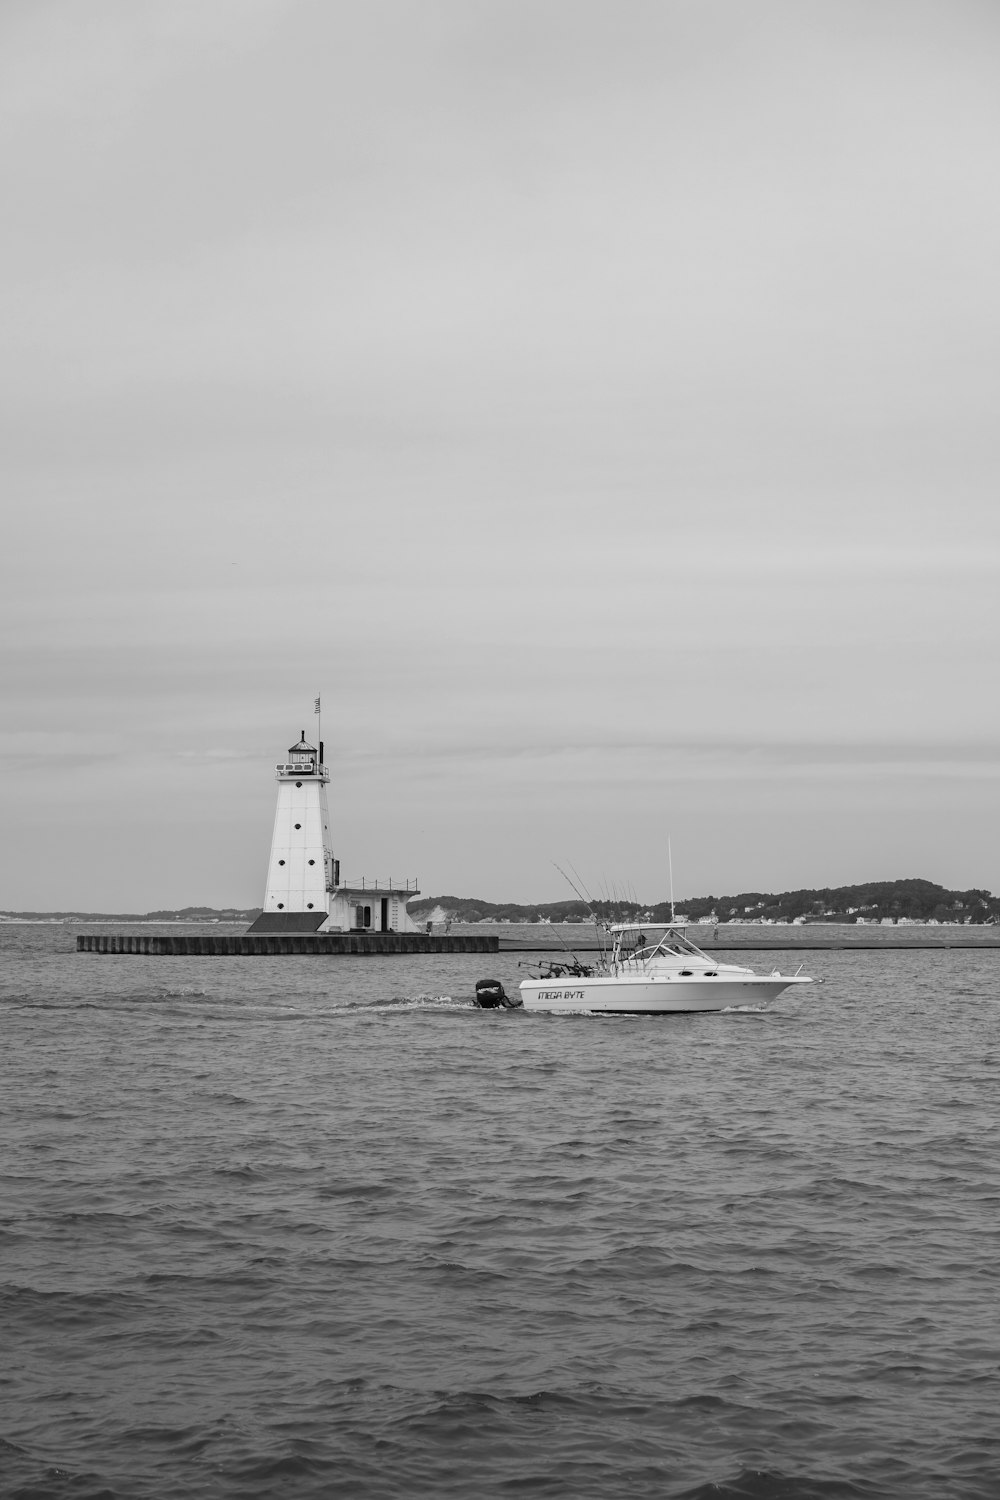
[2, 924, 998, 1498]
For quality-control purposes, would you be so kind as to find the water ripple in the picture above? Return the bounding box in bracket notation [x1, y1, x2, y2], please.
[1, 929, 998, 1498]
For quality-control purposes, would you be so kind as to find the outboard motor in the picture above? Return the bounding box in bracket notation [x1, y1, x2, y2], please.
[474, 978, 523, 1009]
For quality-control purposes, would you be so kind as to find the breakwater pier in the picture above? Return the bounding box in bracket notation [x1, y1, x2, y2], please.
[73, 921, 999, 957]
[77, 931, 498, 957]
[497, 921, 1000, 951]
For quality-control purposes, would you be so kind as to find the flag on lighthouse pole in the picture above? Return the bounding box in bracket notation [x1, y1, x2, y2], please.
[314, 697, 321, 714]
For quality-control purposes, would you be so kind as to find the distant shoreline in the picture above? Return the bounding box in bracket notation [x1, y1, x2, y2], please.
[0, 913, 259, 925]
[487, 922, 1000, 951]
[4, 915, 998, 950]
[4, 876, 998, 929]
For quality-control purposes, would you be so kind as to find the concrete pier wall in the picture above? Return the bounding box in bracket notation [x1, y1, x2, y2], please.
[495, 922, 1000, 951]
[77, 932, 498, 957]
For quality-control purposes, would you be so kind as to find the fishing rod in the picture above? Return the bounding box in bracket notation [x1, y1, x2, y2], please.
[516, 876, 591, 978]
[554, 860, 609, 965]
[567, 860, 616, 962]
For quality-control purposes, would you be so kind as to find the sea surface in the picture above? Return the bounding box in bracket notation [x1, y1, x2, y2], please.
[2, 923, 998, 1500]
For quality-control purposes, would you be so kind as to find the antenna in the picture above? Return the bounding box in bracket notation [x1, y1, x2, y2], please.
[668, 837, 676, 924]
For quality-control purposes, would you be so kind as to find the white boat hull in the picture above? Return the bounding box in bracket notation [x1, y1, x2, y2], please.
[518, 974, 810, 1014]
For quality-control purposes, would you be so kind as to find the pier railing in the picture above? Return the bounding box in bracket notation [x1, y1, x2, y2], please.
[338, 876, 420, 893]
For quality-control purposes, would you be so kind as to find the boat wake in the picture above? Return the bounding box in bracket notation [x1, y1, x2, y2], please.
[344, 994, 473, 1013]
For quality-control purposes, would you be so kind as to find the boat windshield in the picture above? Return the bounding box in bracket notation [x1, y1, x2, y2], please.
[609, 924, 709, 963]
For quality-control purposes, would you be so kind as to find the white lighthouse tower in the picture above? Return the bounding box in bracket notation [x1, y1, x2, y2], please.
[254, 730, 333, 930]
[248, 724, 420, 935]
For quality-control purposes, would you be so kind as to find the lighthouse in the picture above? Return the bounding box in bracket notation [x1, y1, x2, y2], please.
[255, 730, 333, 928]
[247, 726, 420, 935]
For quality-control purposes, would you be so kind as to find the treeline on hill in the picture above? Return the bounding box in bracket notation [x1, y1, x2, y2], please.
[7, 881, 996, 925]
[408, 879, 999, 925]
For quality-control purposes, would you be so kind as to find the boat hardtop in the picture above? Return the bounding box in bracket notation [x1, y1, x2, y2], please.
[607, 920, 751, 975]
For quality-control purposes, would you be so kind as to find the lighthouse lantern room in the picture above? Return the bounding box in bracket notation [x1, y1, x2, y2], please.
[247, 725, 420, 935]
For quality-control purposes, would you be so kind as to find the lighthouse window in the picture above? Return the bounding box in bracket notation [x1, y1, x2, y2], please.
[294, 823, 301, 830]
[307, 903, 314, 909]
[308, 859, 315, 865]
[296, 781, 302, 788]
[277, 903, 284, 909]
[278, 859, 285, 866]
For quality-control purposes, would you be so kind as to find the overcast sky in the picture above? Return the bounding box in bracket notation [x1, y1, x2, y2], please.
[3, 0, 1000, 910]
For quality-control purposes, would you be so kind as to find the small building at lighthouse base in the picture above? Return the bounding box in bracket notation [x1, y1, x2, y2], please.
[324, 879, 421, 934]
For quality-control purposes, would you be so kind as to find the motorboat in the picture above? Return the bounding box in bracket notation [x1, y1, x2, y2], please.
[517, 922, 812, 1014]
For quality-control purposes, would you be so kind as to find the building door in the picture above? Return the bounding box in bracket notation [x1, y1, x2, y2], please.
[380, 897, 389, 932]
